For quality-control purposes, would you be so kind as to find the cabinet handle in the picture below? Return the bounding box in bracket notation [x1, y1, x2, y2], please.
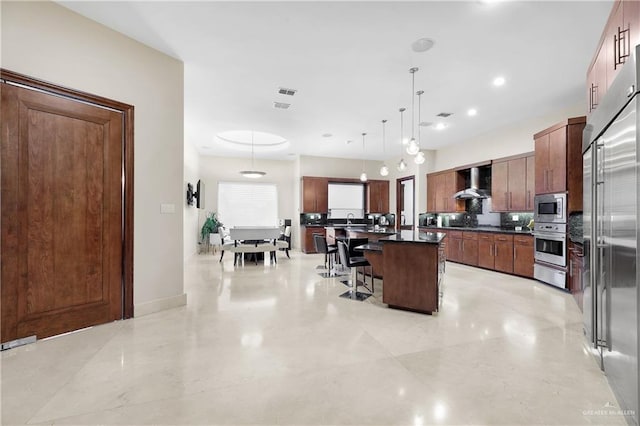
[509, 192, 513, 209]
[504, 192, 508, 209]
[526, 190, 530, 210]
[548, 169, 553, 189]
[570, 259, 573, 278]
[615, 25, 630, 69]
[495, 245, 498, 257]
[591, 83, 598, 110]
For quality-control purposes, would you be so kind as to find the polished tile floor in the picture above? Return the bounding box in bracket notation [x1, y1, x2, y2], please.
[1, 250, 629, 425]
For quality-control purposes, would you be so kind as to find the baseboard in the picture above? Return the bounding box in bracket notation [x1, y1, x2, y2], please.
[134, 293, 187, 317]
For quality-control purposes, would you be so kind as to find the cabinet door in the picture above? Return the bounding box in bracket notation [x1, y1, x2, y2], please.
[625, 0, 640, 60]
[607, 1, 625, 90]
[525, 155, 535, 211]
[435, 174, 447, 213]
[448, 232, 463, 262]
[446, 171, 466, 213]
[462, 233, 478, 266]
[491, 160, 509, 211]
[508, 157, 527, 210]
[315, 178, 329, 212]
[301, 178, 316, 212]
[427, 173, 437, 212]
[494, 235, 514, 273]
[477, 233, 494, 269]
[376, 181, 390, 213]
[548, 127, 567, 193]
[513, 235, 534, 278]
[534, 134, 550, 194]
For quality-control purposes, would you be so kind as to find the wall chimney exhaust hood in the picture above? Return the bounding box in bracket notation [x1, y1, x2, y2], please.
[453, 167, 490, 199]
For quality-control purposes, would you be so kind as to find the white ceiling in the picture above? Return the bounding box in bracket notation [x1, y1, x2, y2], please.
[59, 1, 612, 161]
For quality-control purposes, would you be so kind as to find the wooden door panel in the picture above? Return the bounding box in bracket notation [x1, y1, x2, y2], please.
[534, 135, 549, 194]
[491, 161, 509, 211]
[548, 127, 567, 193]
[508, 157, 527, 210]
[2, 83, 123, 343]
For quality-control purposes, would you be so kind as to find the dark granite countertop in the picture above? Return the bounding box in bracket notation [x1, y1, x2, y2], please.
[354, 242, 383, 252]
[418, 225, 533, 236]
[326, 225, 397, 234]
[383, 231, 446, 244]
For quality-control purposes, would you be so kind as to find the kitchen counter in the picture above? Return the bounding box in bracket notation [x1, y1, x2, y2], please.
[419, 225, 533, 235]
[384, 231, 446, 244]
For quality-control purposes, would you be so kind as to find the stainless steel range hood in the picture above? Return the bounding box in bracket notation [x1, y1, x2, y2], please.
[453, 167, 490, 199]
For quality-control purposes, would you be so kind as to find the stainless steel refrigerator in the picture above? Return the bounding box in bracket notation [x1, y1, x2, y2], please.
[583, 45, 640, 425]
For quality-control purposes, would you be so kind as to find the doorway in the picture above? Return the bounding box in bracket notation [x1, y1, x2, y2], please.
[396, 175, 415, 230]
[1, 70, 134, 345]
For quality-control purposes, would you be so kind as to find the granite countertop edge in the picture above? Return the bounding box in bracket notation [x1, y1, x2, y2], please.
[418, 225, 533, 235]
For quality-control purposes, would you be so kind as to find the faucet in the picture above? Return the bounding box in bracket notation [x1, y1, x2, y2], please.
[346, 213, 354, 225]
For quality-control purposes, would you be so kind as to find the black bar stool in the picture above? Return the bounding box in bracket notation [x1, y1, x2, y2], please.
[314, 234, 338, 277]
[337, 240, 372, 301]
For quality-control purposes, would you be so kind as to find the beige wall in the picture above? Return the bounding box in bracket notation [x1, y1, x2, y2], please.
[197, 156, 296, 244]
[433, 103, 586, 172]
[2, 1, 186, 312]
[184, 139, 200, 260]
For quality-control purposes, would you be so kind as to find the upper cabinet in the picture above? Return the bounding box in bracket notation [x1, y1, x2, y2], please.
[535, 127, 567, 194]
[426, 170, 465, 213]
[367, 180, 389, 214]
[491, 153, 534, 212]
[533, 117, 586, 211]
[588, 0, 640, 113]
[301, 177, 328, 213]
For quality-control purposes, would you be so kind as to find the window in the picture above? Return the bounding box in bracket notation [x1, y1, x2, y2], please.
[218, 182, 278, 228]
[328, 183, 364, 219]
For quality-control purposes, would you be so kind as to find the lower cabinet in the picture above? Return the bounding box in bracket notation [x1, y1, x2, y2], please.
[302, 227, 325, 254]
[568, 242, 584, 310]
[494, 234, 514, 274]
[462, 232, 478, 266]
[513, 235, 534, 278]
[447, 231, 463, 263]
[425, 227, 534, 280]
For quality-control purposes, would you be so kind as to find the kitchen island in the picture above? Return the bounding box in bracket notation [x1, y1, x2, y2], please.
[325, 225, 397, 245]
[357, 231, 446, 314]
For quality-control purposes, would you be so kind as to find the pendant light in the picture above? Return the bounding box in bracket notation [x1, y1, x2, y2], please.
[414, 90, 426, 165]
[239, 131, 266, 178]
[360, 132, 368, 182]
[380, 119, 389, 176]
[406, 67, 420, 155]
[397, 108, 407, 171]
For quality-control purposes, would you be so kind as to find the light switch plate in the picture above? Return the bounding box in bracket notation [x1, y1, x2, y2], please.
[160, 203, 175, 214]
[512, 215, 519, 221]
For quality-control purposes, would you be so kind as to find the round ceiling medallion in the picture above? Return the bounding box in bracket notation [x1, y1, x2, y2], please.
[216, 130, 289, 152]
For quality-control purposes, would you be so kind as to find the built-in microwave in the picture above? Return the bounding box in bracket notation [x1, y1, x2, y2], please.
[534, 193, 567, 224]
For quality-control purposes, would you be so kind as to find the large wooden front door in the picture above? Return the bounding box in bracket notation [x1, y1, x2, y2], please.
[1, 79, 128, 343]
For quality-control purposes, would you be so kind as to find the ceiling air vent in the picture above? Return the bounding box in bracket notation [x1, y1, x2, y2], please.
[437, 112, 453, 118]
[419, 121, 433, 127]
[278, 87, 297, 96]
[273, 102, 291, 109]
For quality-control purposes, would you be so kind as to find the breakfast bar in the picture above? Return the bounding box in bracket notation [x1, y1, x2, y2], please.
[357, 231, 446, 314]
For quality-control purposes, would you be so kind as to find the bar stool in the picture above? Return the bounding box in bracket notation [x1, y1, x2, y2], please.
[314, 234, 338, 277]
[337, 241, 372, 301]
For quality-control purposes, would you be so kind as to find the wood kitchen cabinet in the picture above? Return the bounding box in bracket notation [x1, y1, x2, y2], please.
[462, 232, 478, 266]
[367, 180, 389, 214]
[301, 177, 328, 213]
[427, 170, 465, 213]
[568, 242, 584, 310]
[534, 118, 585, 196]
[526, 155, 535, 211]
[493, 234, 514, 274]
[587, 0, 640, 112]
[491, 154, 533, 212]
[447, 230, 463, 263]
[513, 235, 534, 278]
[477, 233, 495, 269]
[302, 226, 325, 253]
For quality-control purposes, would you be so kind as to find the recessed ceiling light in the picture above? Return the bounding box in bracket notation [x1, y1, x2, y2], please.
[411, 38, 435, 53]
[467, 108, 478, 117]
[493, 76, 506, 87]
[434, 122, 448, 131]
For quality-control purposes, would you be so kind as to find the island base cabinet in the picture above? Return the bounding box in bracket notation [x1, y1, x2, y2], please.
[383, 242, 441, 314]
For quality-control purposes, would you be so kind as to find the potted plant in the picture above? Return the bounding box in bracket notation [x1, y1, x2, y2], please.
[201, 212, 223, 243]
